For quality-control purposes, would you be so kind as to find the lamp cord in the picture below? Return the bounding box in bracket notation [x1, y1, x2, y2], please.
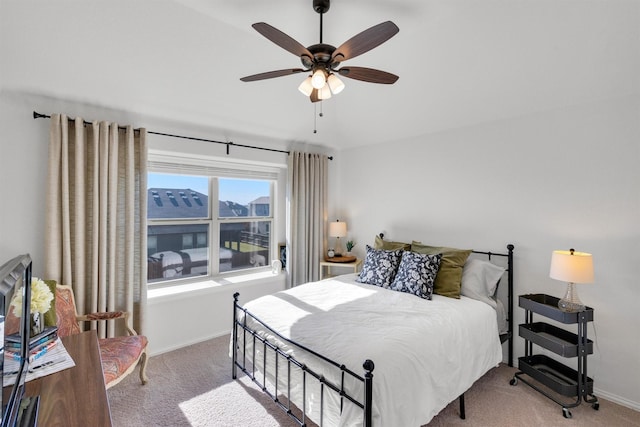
[590, 320, 601, 383]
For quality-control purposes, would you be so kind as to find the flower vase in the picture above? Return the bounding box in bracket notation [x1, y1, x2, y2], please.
[31, 311, 44, 336]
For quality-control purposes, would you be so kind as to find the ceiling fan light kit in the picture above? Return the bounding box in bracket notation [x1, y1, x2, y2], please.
[240, 0, 399, 103]
[311, 68, 328, 89]
[318, 85, 332, 100]
[327, 74, 344, 94]
[298, 77, 314, 96]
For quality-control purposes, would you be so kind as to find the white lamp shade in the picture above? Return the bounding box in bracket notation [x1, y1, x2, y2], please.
[327, 74, 345, 94]
[550, 250, 594, 284]
[317, 84, 332, 100]
[329, 221, 347, 238]
[298, 76, 313, 96]
[311, 69, 326, 89]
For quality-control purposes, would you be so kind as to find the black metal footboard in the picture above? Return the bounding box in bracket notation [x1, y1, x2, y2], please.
[232, 292, 374, 427]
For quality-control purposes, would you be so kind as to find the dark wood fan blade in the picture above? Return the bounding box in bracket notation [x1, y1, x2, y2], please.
[310, 89, 321, 103]
[331, 21, 399, 62]
[240, 68, 305, 82]
[252, 22, 313, 60]
[337, 67, 399, 84]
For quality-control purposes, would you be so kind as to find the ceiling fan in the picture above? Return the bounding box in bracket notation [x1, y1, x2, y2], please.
[240, 0, 399, 103]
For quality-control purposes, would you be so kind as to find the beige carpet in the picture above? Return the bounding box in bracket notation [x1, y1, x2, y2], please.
[108, 334, 639, 427]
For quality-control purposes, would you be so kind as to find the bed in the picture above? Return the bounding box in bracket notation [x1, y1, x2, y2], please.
[231, 243, 514, 426]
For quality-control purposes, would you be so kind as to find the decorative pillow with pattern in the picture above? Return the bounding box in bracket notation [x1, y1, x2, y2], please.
[390, 252, 442, 299]
[356, 245, 403, 288]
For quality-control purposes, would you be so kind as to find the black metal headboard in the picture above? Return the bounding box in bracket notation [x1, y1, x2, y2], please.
[471, 244, 515, 367]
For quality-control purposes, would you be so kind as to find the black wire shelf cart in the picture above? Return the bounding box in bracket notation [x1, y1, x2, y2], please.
[510, 294, 599, 419]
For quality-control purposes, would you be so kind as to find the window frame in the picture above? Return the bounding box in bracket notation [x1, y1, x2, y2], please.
[147, 152, 280, 288]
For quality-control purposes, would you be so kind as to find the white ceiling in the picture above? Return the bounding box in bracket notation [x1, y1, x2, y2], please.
[2, 0, 638, 151]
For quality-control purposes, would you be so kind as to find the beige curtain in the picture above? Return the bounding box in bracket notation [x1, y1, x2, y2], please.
[44, 114, 148, 337]
[287, 151, 328, 287]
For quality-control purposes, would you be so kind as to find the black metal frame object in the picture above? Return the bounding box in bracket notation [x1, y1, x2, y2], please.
[33, 111, 335, 160]
[473, 244, 515, 367]
[232, 292, 375, 426]
[232, 244, 514, 426]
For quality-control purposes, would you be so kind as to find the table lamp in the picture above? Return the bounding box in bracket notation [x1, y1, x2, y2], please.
[549, 248, 594, 312]
[329, 220, 347, 256]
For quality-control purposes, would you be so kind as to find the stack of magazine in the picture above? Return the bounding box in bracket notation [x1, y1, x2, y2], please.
[6, 326, 59, 362]
[3, 326, 76, 387]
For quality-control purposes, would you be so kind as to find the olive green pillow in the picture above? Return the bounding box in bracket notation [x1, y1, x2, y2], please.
[43, 279, 58, 327]
[374, 235, 411, 251]
[411, 242, 472, 299]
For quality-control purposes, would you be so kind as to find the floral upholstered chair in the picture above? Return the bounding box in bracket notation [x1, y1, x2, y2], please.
[49, 281, 149, 389]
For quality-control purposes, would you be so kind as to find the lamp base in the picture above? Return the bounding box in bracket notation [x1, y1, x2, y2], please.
[334, 237, 343, 258]
[558, 282, 585, 312]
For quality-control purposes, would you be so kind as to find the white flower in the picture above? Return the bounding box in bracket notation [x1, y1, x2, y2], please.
[10, 277, 54, 316]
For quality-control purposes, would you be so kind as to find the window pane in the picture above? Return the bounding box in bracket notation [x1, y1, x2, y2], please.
[219, 178, 270, 218]
[147, 171, 275, 284]
[220, 221, 271, 272]
[148, 173, 209, 219]
[148, 224, 209, 282]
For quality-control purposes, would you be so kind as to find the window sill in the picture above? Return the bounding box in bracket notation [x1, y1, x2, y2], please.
[148, 270, 285, 302]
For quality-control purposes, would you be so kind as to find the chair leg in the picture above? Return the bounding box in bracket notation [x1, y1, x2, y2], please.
[139, 350, 149, 385]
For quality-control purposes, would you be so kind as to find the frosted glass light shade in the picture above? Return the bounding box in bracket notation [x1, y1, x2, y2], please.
[311, 69, 327, 89]
[327, 74, 345, 94]
[317, 85, 332, 100]
[298, 77, 313, 96]
[329, 220, 347, 237]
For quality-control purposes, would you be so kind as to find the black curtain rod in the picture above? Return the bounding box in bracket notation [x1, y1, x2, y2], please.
[33, 111, 333, 159]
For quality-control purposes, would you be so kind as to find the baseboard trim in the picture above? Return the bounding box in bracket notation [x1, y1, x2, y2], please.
[594, 386, 640, 412]
[148, 329, 230, 357]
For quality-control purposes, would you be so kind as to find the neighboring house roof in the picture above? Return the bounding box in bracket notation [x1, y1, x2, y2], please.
[249, 196, 269, 205]
[148, 188, 208, 219]
[149, 188, 269, 219]
[148, 188, 270, 219]
[220, 200, 248, 217]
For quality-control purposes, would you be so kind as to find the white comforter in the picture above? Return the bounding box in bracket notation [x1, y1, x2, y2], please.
[235, 273, 503, 427]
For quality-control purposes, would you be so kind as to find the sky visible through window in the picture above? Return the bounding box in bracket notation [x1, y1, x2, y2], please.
[148, 173, 269, 205]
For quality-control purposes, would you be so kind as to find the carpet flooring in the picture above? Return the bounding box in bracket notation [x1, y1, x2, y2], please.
[108, 334, 639, 426]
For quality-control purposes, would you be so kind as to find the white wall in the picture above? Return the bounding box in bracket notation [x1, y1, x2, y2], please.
[0, 92, 49, 267]
[333, 95, 640, 410]
[147, 274, 286, 355]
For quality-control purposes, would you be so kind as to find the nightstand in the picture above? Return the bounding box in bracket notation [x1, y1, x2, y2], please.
[320, 258, 363, 280]
[510, 294, 599, 419]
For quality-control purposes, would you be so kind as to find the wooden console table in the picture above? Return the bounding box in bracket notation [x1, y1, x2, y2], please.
[25, 331, 112, 426]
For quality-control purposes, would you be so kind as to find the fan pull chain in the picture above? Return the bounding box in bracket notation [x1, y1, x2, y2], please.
[313, 102, 324, 134]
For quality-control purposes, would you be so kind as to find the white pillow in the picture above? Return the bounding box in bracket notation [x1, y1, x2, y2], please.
[460, 258, 506, 308]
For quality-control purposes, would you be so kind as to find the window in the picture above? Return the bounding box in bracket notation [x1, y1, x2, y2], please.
[147, 171, 275, 286]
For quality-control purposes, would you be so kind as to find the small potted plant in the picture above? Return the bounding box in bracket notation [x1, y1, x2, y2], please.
[345, 240, 355, 255]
